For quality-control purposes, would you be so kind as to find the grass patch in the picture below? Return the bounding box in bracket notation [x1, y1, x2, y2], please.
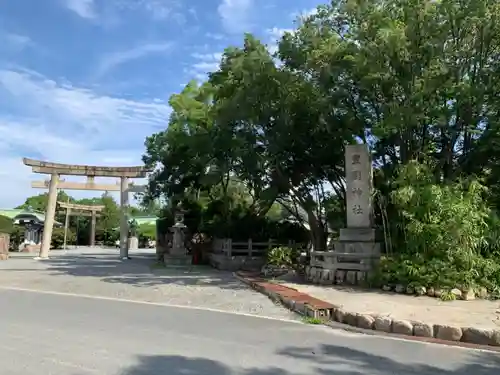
[302, 316, 324, 325]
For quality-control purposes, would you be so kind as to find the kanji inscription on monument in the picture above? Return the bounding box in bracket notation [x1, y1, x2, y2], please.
[345, 144, 373, 228]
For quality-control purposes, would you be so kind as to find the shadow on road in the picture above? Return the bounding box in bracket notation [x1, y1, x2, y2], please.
[275, 343, 500, 375]
[3, 250, 247, 290]
[119, 355, 289, 375]
[116, 345, 500, 375]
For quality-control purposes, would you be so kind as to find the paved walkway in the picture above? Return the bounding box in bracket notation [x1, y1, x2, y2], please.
[275, 280, 500, 329]
[0, 248, 296, 320]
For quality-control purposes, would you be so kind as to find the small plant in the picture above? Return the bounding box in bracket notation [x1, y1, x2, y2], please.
[302, 316, 323, 325]
[266, 246, 298, 268]
[439, 291, 456, 301]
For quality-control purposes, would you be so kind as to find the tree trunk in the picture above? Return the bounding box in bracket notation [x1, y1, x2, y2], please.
[306, 209, 327, 252]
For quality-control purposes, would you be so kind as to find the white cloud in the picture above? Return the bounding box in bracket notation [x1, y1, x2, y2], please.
[96, 42, 173, 77]
[2, 33, 32, 51]
[205, 32, 225, 40]
[218, 0, 253, 34]
[63, 0, 96, 19]
[266, 27, 294, 54]
[189, 52, 223, 82]
[0, 68, 171, 208]
[267, 27, 293, 40]
[112, 0, 186, 23]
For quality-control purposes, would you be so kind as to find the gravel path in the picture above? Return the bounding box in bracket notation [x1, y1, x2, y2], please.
[0, 248, 297, 321]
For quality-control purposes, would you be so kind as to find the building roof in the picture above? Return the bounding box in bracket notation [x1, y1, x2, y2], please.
[0, 209, 46, 222]
[0, 209, 62, 226]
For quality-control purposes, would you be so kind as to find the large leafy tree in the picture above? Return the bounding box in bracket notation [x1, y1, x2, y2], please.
[280, 0, 500, 181]
[142, 0, 500, 256]
[143, 35, 348, 250]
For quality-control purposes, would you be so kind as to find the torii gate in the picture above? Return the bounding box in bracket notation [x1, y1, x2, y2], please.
[23, 158, 149, 260]
[57, 201, 104, 248]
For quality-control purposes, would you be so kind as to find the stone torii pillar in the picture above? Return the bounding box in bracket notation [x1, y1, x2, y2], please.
[39, 173, 59, 259]
[23, 158, 149, 260]
[119, 176, 129, 259]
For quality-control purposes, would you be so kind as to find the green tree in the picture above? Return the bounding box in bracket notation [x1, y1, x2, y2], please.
[16, 191, 73, 212]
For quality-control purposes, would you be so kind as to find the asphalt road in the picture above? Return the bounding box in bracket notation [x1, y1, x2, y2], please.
[0, 288, 498, 375]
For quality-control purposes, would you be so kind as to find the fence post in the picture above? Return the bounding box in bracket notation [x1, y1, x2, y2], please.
[223, 238, 232, 257]
[248, 238, 253, 257]
[268, 239, 274, 251]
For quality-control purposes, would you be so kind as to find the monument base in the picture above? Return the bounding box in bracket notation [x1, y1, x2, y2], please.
[128, 236, 139, 250]
[307, 227, 380, 286]
[339, 228, 375, 242]
[164, 254, 192, 267]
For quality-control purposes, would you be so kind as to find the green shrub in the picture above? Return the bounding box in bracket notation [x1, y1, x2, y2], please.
[0, 215, 14, 234]
[266, 246, 299, 268]
[373, 161, 500, 295]
[9, 225, 24, 250]
[51, 227, 75, 249]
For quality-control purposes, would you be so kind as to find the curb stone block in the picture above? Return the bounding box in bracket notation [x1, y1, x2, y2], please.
[305, 305, 316, 317]
[373, 316, 392, 333]
[461, 328, 499, 346]
[414, 286, 426, 296]
[461, 288, 475, 301]
[283, 299, 295, 310]
[233, 272, 500, 348]
[343, 311, 358, 326]
[392, 319, 414, 335]
[395, 284, 405, 293]
[434, 324, 462, 341]
[334, 308, 346, 323]
[451, 288, 462, 299]
[413, 322, 434, 337]
[357, 314, 375, 329]
[294, 302, 307, 315]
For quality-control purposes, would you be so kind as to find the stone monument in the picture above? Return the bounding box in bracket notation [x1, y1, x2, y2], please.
[128, 218, 139, 251]
[305, 144, 380, 285]
[337, 144, 380, 271]
[164, 207, 191, 267]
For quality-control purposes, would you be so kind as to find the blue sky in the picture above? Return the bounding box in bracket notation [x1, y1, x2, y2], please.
[0, 0, 322, 208]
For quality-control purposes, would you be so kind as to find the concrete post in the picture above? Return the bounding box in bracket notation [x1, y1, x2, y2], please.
[119, 176, 129, 259]
[38, 173, 59, 259]
[63, 207, 71, 250]
[90, 210, 96, 247]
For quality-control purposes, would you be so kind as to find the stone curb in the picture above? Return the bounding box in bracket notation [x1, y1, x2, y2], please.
[234, 271, 500, 349]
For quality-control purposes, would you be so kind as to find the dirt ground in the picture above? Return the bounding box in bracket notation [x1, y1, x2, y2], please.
[276, 280, 500, 329]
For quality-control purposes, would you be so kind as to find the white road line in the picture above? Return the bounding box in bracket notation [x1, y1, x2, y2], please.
[1, 285, 498, 354]
[0, 285, 301, 323]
